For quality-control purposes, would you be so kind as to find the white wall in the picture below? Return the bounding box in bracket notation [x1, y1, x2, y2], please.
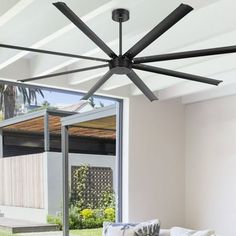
[185, 95, 236, 236]
[0, 206, 47, 223]
[123, 96, 186, 228]
[46, 152, 116, 216]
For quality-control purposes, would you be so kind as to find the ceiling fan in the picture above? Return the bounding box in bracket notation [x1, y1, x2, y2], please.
[2, 2, 236, 101]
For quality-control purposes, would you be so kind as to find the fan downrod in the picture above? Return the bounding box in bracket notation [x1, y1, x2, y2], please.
[112, 9, 130, 22]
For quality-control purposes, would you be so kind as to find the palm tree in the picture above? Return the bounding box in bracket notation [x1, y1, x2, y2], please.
[88, 97, 96, 108]
[0, 84, 44, 119]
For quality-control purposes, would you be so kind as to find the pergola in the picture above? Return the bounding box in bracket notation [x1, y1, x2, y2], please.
[61, 105, 122, 236]
[0, 108, 116, 157]
[0, 105, 121, 235]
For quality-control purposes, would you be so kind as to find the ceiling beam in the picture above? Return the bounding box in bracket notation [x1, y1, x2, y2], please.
[0, 0, 34, 27]
[0, 0, 112, 71]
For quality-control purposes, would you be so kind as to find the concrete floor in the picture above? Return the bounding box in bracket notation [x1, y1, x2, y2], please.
[18, 233, 63, 236]
[0, 217, 59, 234]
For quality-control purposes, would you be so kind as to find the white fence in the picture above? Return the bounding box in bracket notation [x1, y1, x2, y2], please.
[0, 153, 44, 209]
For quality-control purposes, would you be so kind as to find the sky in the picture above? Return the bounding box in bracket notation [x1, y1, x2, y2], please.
[36, 89, 116, 108]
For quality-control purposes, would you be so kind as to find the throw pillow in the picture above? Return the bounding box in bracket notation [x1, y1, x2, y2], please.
[134, 219, 161, 236]
[103, 222, 137, 236]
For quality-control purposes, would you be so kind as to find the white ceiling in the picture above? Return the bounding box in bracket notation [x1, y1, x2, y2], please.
[0, 0, 236, 103]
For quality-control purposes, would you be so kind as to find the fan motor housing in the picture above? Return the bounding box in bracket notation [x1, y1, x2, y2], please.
[112, 9, 130, 22]
[109, 56, 132, 74]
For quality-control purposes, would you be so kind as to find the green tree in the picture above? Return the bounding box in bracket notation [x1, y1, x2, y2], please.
[0, 85, 44, 119]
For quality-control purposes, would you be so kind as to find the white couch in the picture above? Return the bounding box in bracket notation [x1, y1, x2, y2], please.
[103, 224, 220, 236]
[160, 229, 171, 236]
[159, 229, 220, 236]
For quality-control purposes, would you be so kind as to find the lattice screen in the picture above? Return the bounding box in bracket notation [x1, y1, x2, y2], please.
[71, 166, 113, 208]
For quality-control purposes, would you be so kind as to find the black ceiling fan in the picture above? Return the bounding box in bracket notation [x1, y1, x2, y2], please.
[2, 2, 236, 101]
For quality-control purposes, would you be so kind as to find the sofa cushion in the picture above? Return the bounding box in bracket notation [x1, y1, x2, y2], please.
[134, 219, 160, 236]
[171, 227, 215, 236]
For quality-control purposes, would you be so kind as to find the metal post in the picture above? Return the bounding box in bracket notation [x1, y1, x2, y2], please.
[0, 129, 3, 158]
[116, 101, 123, 222]
[44, 112, 50, 152]
[62, 125, 69, 236]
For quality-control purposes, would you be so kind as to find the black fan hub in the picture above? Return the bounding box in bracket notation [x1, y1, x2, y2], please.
[112, 9, 130, 22]
[109, 56, 132, 74]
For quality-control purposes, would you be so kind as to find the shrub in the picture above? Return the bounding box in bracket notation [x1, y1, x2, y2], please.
[47, 206, 82, 230]
[94, 208, 104, 219]
[104, 208, 115, 222]
[81, 218, 104, 229]
[80, 208, 94, 220]
[80, 208, 104, 229]
[48, 164, 117, 230]
[48, 206, 115, 230]
[47, 215, 62, 230]
[69, 205, 82, 229]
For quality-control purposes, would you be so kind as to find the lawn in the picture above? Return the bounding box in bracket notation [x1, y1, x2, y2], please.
[0, 228, 102, 236]
[70, 228, 102, 236]
[0, 230, 13, 236]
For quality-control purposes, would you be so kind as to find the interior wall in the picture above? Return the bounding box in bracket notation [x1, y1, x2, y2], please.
[185, 95, 236, 236]
[124, 96, 185, 228]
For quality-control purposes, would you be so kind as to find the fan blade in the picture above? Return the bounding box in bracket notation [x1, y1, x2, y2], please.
[124, 4, 193, 59]
[53, 2, 117, 59]
[127, 70, 158, 102]
[134, 45, 236, 63]
[82, 70, 113, 100]
[20, 64, 108, 82]
[0, 43, 108, 62]
[133, 64, 222, 86]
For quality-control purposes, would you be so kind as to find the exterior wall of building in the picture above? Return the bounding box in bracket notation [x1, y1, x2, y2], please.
[45, 152, 116, 217]
[0, 152, 116, 223]
[0, 205, 47, 223]
[3, 132, 115, 157]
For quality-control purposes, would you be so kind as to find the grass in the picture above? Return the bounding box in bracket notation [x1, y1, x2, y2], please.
[0, 228, 102, 236]
[70, 228, 102, 236]
[0, 230, 13, 236]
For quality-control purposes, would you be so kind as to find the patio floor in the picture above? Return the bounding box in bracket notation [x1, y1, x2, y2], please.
[0, 218, 59, 234]
[18, 232, 62, 236]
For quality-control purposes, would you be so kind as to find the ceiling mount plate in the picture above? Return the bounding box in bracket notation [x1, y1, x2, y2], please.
[112, 8, 130, 22]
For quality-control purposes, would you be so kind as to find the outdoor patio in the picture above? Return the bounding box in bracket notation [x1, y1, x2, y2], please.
[0, 218, 58, 234]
